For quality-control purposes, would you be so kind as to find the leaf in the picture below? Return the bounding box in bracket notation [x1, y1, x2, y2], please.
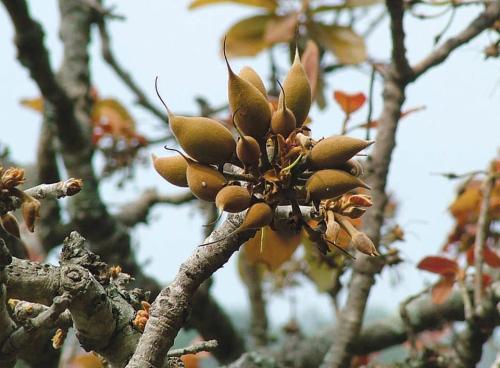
[264, 13, 298, 44]
[67, 353, 104, 368]
[20, 97, 44, 112]
[301, 40, 320, 100]
[449, 184, 482, 224]
[91, 98, 137, 139]
[181, 354, 200, 368]
[223, 15, 273, 57]
[333, 91, 366, 115]
[189, 0, 278, 11]
[243, 226, 301, 271]
[431, 275, 455, 304]
[484, 245, 500, 268]
[310, 24, 367, 64]
[303, 236, 339, 292]
[417, 256, 459, 276]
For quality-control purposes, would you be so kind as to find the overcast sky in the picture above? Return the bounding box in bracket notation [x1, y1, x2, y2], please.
[1, 0, 499, 331]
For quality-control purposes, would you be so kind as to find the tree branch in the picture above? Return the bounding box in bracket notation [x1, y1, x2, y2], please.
[115, 189, 194, 227]
[126, 206, 314, 368]
[0, 239, 16, 368]
[412, 0, 500, 79]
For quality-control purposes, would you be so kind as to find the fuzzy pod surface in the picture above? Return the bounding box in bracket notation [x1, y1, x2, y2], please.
[169, 114, 236, 165]
[215, 185, 252, 213]
[309, 136, 373, 169]
[305, 169, 370, 201]
[152, 154, 188, 187]
[279, 51, 312, 126]
[187, 162, 226, 202]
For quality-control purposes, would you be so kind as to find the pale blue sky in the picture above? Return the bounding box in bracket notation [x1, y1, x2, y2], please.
[1, 0, 499, 329]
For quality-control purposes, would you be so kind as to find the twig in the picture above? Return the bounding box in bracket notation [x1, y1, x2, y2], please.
[96, 19, 168, 123]
[473, 162, 496, 310]
[458, 275, 474, 322]
[25, 178, 83, 200]
[167, 339, 218, 357]
[365, 65, 376, 141]
[412, 0, 500, 78]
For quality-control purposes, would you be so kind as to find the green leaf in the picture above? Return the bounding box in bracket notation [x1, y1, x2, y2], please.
[310, 23, 367, 64]
[223, 15, 273, 57]
[189, 0, 278, 11]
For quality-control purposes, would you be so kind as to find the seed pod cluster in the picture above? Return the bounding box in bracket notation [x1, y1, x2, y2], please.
[153, 46, 377, 255]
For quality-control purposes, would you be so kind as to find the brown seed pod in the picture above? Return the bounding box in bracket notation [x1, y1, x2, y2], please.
[165, 147, 226, 202]
[238, 66, 267, 98]
[279, 49, 312, 126]
[339, 159, 364, 177]
[225, 40, 271, 138]
[21, 197, 40, 233]
[271, 80, 296, 138]
[335, 214, 379, 256]
[232, 114, 261, 170]
[309, 136, 373, 169]
[155, 78, 235, 165]
[151, 154, 188, 187]
[215, 185, 252, 213]
[238, 202, 274, 232]
[306, 169, 370, 202]
[1, 213, 20, 239]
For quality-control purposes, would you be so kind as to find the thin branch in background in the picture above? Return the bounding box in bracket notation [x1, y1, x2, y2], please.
[473, 162, 496, 310]
[365, 65, 376, 141]
[430, 169, 486, 180]
[434, 6, 457, 44]
[96, 18, 168, 123]
[167, 340, 218, 357]
[362, 8, 387, 38]
[458, 274, 474, 322]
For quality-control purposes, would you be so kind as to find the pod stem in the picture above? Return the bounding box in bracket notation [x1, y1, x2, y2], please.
[223, 36, 235, 76]
[231, 109, 246, 141]
[334, 213, 360, 238]
[282, 153, 303, 173]
[154, 76, 173, 117]
[163, 145, 192, 164]
[324, 238, 356, 260]
[203, 209, 223, 228]
[259, 226, 266, 253]
[276, 79, 287, 111]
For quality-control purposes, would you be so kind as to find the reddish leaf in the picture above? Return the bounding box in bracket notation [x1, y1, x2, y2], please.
[431, 275, 455, 304]
[333, 91, 366, 115]
[484, 245, 500, 267]
[466, 245, 500, 268]
[482, 273, 492, 288]
[417, 256, 458, 276]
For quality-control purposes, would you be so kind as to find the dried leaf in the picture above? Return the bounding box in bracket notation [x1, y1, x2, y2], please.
[181, 354, 200, 368]
[189, 0, 278, 11]
[417, 256, 459, 276]
[449, 184, 481, 224]
[20, 97, 44, 112]
[484, 245, 500, 268]
[333, 91, 366, 115]
[311, 24, 367, 64]
[67, 353, 104, 368]
[223, 15, 272, 57]
[91, 98, 137, 139]
[303, 236, 340, 292]
[1, 213, 21, 239]
[264, 13, 298, 44]
[301, 40, 320, 100]
[431, 275, 455, 304]
[21, 198, 41, 233]
[243, 226, 301, 271]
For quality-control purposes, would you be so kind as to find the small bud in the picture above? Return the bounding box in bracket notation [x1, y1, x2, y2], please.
[1, 213, 21, 239]
[1, 168, 25, 189]
[341, 206, 366, 219]
[351, 232, 379, 256]
[52, 328, 67, 349]
[22, 198, 41, 232]
[65, 178, 84, 196]
[109, 265, 122, 279]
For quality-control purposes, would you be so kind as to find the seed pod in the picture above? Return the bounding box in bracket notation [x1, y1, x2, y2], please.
[165, 147, 226, 202]
[187, 161, 226, 202]
[340, 159, 364, 177]
[22, 197, 40, 232]
[233, 116, 261, 170]
[225, 42, 271, 138]
[271, 81, 296, 138]
[238, 66, 267, 98]
[215, 185, 251, 213]
[309, 136, 373, 169]
[279, 49, 312, 126]
[306, 169, 370, 202]
[239, 202, 274, 232]
[155, 78, 235, 164]
[351, 232, 379, 256]
[1, 213, 20, 239]
[151, 154, 188, 187]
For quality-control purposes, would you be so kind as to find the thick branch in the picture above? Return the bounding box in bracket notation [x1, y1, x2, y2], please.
[126, 206, 313, 368]
[0, 239, 16, 368]
[116, 189, 194, 227]
[412, 0, 500, 79]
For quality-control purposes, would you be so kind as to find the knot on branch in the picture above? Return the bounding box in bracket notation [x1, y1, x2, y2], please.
[0, 238, 12, 270]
